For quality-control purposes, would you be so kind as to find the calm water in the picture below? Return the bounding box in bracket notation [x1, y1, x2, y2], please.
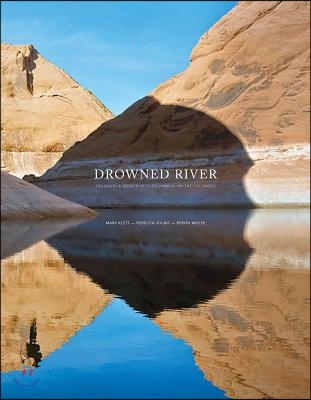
[1, 209, 310, 399]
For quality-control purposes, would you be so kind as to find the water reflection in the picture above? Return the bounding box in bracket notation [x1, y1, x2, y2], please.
[155, 261, 310, 399]
[1, 217, 90, 260]
[20, 320, 42, 369]
[1, 209, 310, 399]
[1, 240, 112, 372]
[47, 209, 310, 399]
[48, 209, 251, 317]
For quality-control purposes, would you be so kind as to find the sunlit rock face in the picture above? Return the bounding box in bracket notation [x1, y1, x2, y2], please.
[1, 152, 63, 180]
[1, 43, 113, 177]
[1, 171, 97, 219]
[34, 1, 310, 207]
[154, 210, 310, 399]
[1, 241, 112, 372]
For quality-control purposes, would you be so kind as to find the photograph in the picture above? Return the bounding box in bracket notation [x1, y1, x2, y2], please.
[1, 1, 310, 399]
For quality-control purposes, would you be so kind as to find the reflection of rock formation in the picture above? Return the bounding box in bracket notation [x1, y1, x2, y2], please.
[1, 241, 112, 372]
[1, 217, 90, 260]
[155, 269, 310, 399]
[1, 171, 96, 219]
[47, 209, 310, 398]
[1, 43, 113, 177]
[154, 209, 310, 399]
[34, 1, 309, 207]
[48, 209, 251, 316]
[244, 209, 310, 270]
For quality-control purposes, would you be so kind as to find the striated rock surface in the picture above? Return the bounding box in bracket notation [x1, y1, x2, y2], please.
[1, 43, 113, 177]
[1, 240, 112, 372]
[1, 171, 96, 219]
[33, 1, 310, 207]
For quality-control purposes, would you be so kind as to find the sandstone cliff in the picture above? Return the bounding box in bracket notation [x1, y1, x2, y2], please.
[33, 1, 310, 207]
[1, 240, 112, 372]
[1, 43, 113, 177]
[1, 171, 96, 219]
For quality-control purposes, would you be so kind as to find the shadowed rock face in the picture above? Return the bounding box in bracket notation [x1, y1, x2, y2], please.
[1, 240, 112, 373]
[32, 102, 255, 208]
[1, 43, 113, 177]
[47, 97, 249, 160]
[33, 1, 310, 207]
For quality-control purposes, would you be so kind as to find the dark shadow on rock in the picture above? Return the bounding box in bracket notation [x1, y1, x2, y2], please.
[22, 46, 38, 95]
[26, 96, 254, 208]
[47, 209, 252, 317]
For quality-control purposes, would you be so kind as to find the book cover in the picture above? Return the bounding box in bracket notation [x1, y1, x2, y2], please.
[1, 1, 310, 399]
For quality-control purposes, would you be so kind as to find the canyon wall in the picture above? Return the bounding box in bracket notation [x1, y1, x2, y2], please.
[33, 1, 310, 207]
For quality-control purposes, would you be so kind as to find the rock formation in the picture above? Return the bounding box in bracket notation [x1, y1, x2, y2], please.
[1, 43, 113, 177]
[1, 171, 96, 219]
[1, 240, 112, 372]
[33, 1, 310, 207]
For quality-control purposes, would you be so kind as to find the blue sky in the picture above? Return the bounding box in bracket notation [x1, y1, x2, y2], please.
[1, 1, 236, 115]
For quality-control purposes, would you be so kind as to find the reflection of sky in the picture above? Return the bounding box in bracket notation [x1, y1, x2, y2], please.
[1, 298, 228, 399]
[1, 1, 237, 115]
